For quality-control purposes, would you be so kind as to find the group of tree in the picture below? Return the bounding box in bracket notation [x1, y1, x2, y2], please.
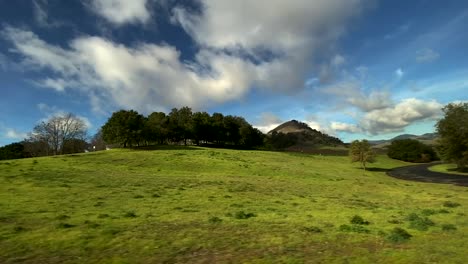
[436, 103, 468, 171]
[101, 107, 264, 149]
[387, 139, 438, 163]
[0, 113, 89, 160]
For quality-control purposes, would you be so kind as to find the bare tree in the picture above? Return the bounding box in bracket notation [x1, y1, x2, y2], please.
[32, 113, 88, 155]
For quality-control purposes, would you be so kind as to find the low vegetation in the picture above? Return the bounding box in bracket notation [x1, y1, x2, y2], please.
[387, 139, 438, 162]
[0, 147, 466, 263]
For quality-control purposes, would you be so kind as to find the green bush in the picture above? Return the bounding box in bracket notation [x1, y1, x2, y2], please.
[441, 224, 457, 231]
[350, 215, 370, 225]
[234, 211, 256, 219]
[406, 213, 435, 231]
[443, 201, 461, 208]
[387, 227, 412, 243]
[387, 139, 438, 162]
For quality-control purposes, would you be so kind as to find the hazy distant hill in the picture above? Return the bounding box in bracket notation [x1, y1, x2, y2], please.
[267, 120, 345, 153]
[369, 133, 438, 148]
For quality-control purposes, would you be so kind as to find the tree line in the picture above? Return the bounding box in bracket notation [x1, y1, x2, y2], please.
[101, 107, 264, 148]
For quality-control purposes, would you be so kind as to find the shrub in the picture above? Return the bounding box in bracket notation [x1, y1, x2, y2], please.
[443, 201, 461, 208]
[350, 215, 370, 225]
[387, 139, 438, 162]
[441, 224, 457, 231]
[406, 213, 435, 231]
[57, 223, 75, 229]
[303, 226, 323, 233]
[208, 216, 222, 224]
[339, 224, 370, 233]
[123, 211, 137, 218]
[234, 211, 256, 219]
[387, 227, 412, 243]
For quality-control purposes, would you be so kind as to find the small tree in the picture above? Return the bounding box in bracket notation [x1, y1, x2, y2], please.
[436, 103, 468, 171]
[349, 139, 375, 170]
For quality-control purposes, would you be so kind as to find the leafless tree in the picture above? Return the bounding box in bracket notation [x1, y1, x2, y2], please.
[31, 113, 88, 155]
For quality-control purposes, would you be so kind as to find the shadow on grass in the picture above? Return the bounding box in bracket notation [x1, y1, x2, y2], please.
[366, 167, 392, 172]
[130, 145, 202, 151]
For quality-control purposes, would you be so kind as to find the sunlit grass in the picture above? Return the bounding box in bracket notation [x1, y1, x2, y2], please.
[0, 147, 466, 263]
[429, 163, 468, 176]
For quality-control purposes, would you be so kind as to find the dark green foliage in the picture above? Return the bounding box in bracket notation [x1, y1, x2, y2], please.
[441, 224, 457, 231]
[436, 103, 468, 170]
[339, 224, 370, 233]
[406, 213, 435, 231]
[102, 110, 145, 148]
[387, 139, 438, 162]
[0, 142, 25, 160]
[386, 227, 412, 243]
[302, 226, 323, 233]
[443, 201, 461, 208]
[234, 211, 256, 219]
[123, 211, 137, 218]
[57, 223, 75, 229]
[350, 215, 370, 225]
[208, 216, 223, 224]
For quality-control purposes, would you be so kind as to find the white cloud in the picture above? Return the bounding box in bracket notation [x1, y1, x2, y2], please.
[5, 129, 28, 140]
[360, 98, 442, 134]
[2, 0, 370, 114]
[395, 68, 404, 78]
[33, 0, 63, 28]
[89, 0, 152, 25]
[416, 48, 440, 63]
[253, 112, 283, 133]
[326, 81, 393, 112]
[331, 121, 361, 133]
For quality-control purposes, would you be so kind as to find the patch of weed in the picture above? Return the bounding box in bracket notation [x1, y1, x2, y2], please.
[350, 215, 370, 225]
[339, 224, 370, 233]
[443, 201, 461, 208]
[97, 213, 109, 218]
[56, 214, 70, 220]
[441, 224, 457, 231]
[387, 227, 412, 243]
[302, 226, 323, 233]
[234, 211, 256, 219]
[13, 226, 26, 233]
[57, 223, 75, 229]
[208, 216, 223, 224]
[133, 194, 144, 199]
[406, 213, 435, 231]
[123, 211, 137, 218]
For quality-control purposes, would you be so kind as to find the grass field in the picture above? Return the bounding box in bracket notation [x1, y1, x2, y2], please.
[429, 163, 468, 176]
[0, 147, 467, 263]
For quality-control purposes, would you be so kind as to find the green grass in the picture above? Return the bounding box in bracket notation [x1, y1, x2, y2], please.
[429, 163, 468, 176]
[0, 146, 467, 263]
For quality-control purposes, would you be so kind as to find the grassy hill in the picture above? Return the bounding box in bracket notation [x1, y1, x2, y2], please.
[0, 147, 467, 263]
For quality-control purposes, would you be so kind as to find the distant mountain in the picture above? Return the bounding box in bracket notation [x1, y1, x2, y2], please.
[369, 133, 438, 147]
[267, 120, 344, 151]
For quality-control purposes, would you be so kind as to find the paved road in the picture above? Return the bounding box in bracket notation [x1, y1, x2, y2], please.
[387, 162, 468, 187]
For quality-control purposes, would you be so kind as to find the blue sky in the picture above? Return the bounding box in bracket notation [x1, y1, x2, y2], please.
[0, 0, 467, 146]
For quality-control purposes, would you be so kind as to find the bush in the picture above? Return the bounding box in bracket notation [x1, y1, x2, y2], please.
[208, 216, 223, 224]
[443, 201, 461, 208]
[350, 215, 370, 225]
[339, 224, 370, 233]
[303, 226, 323, 233]
[387, 227, 412, 243]
[123, 211, 137, 218]
[406, 213, 435, 231]
[441, 224, 457, 231]
[387, 139, 438, 162]
[234, 211, 256, 219]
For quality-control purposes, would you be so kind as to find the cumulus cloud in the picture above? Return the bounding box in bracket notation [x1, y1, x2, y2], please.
[326, 81, 393, 112]
[331, 121, 361, 133]
[2, 1, 369, 114]
[5, 129, 28, 140]
[360, 98, 442, 134]
[89, 0, 152, 25]
[416, 48, 440, 63]
[254, 112, 283, 133]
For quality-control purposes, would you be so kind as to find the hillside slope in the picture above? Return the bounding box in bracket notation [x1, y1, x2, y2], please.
[0, 147, 466, 263]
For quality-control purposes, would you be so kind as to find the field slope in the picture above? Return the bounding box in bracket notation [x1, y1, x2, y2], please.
[0, 147, 467, 263]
